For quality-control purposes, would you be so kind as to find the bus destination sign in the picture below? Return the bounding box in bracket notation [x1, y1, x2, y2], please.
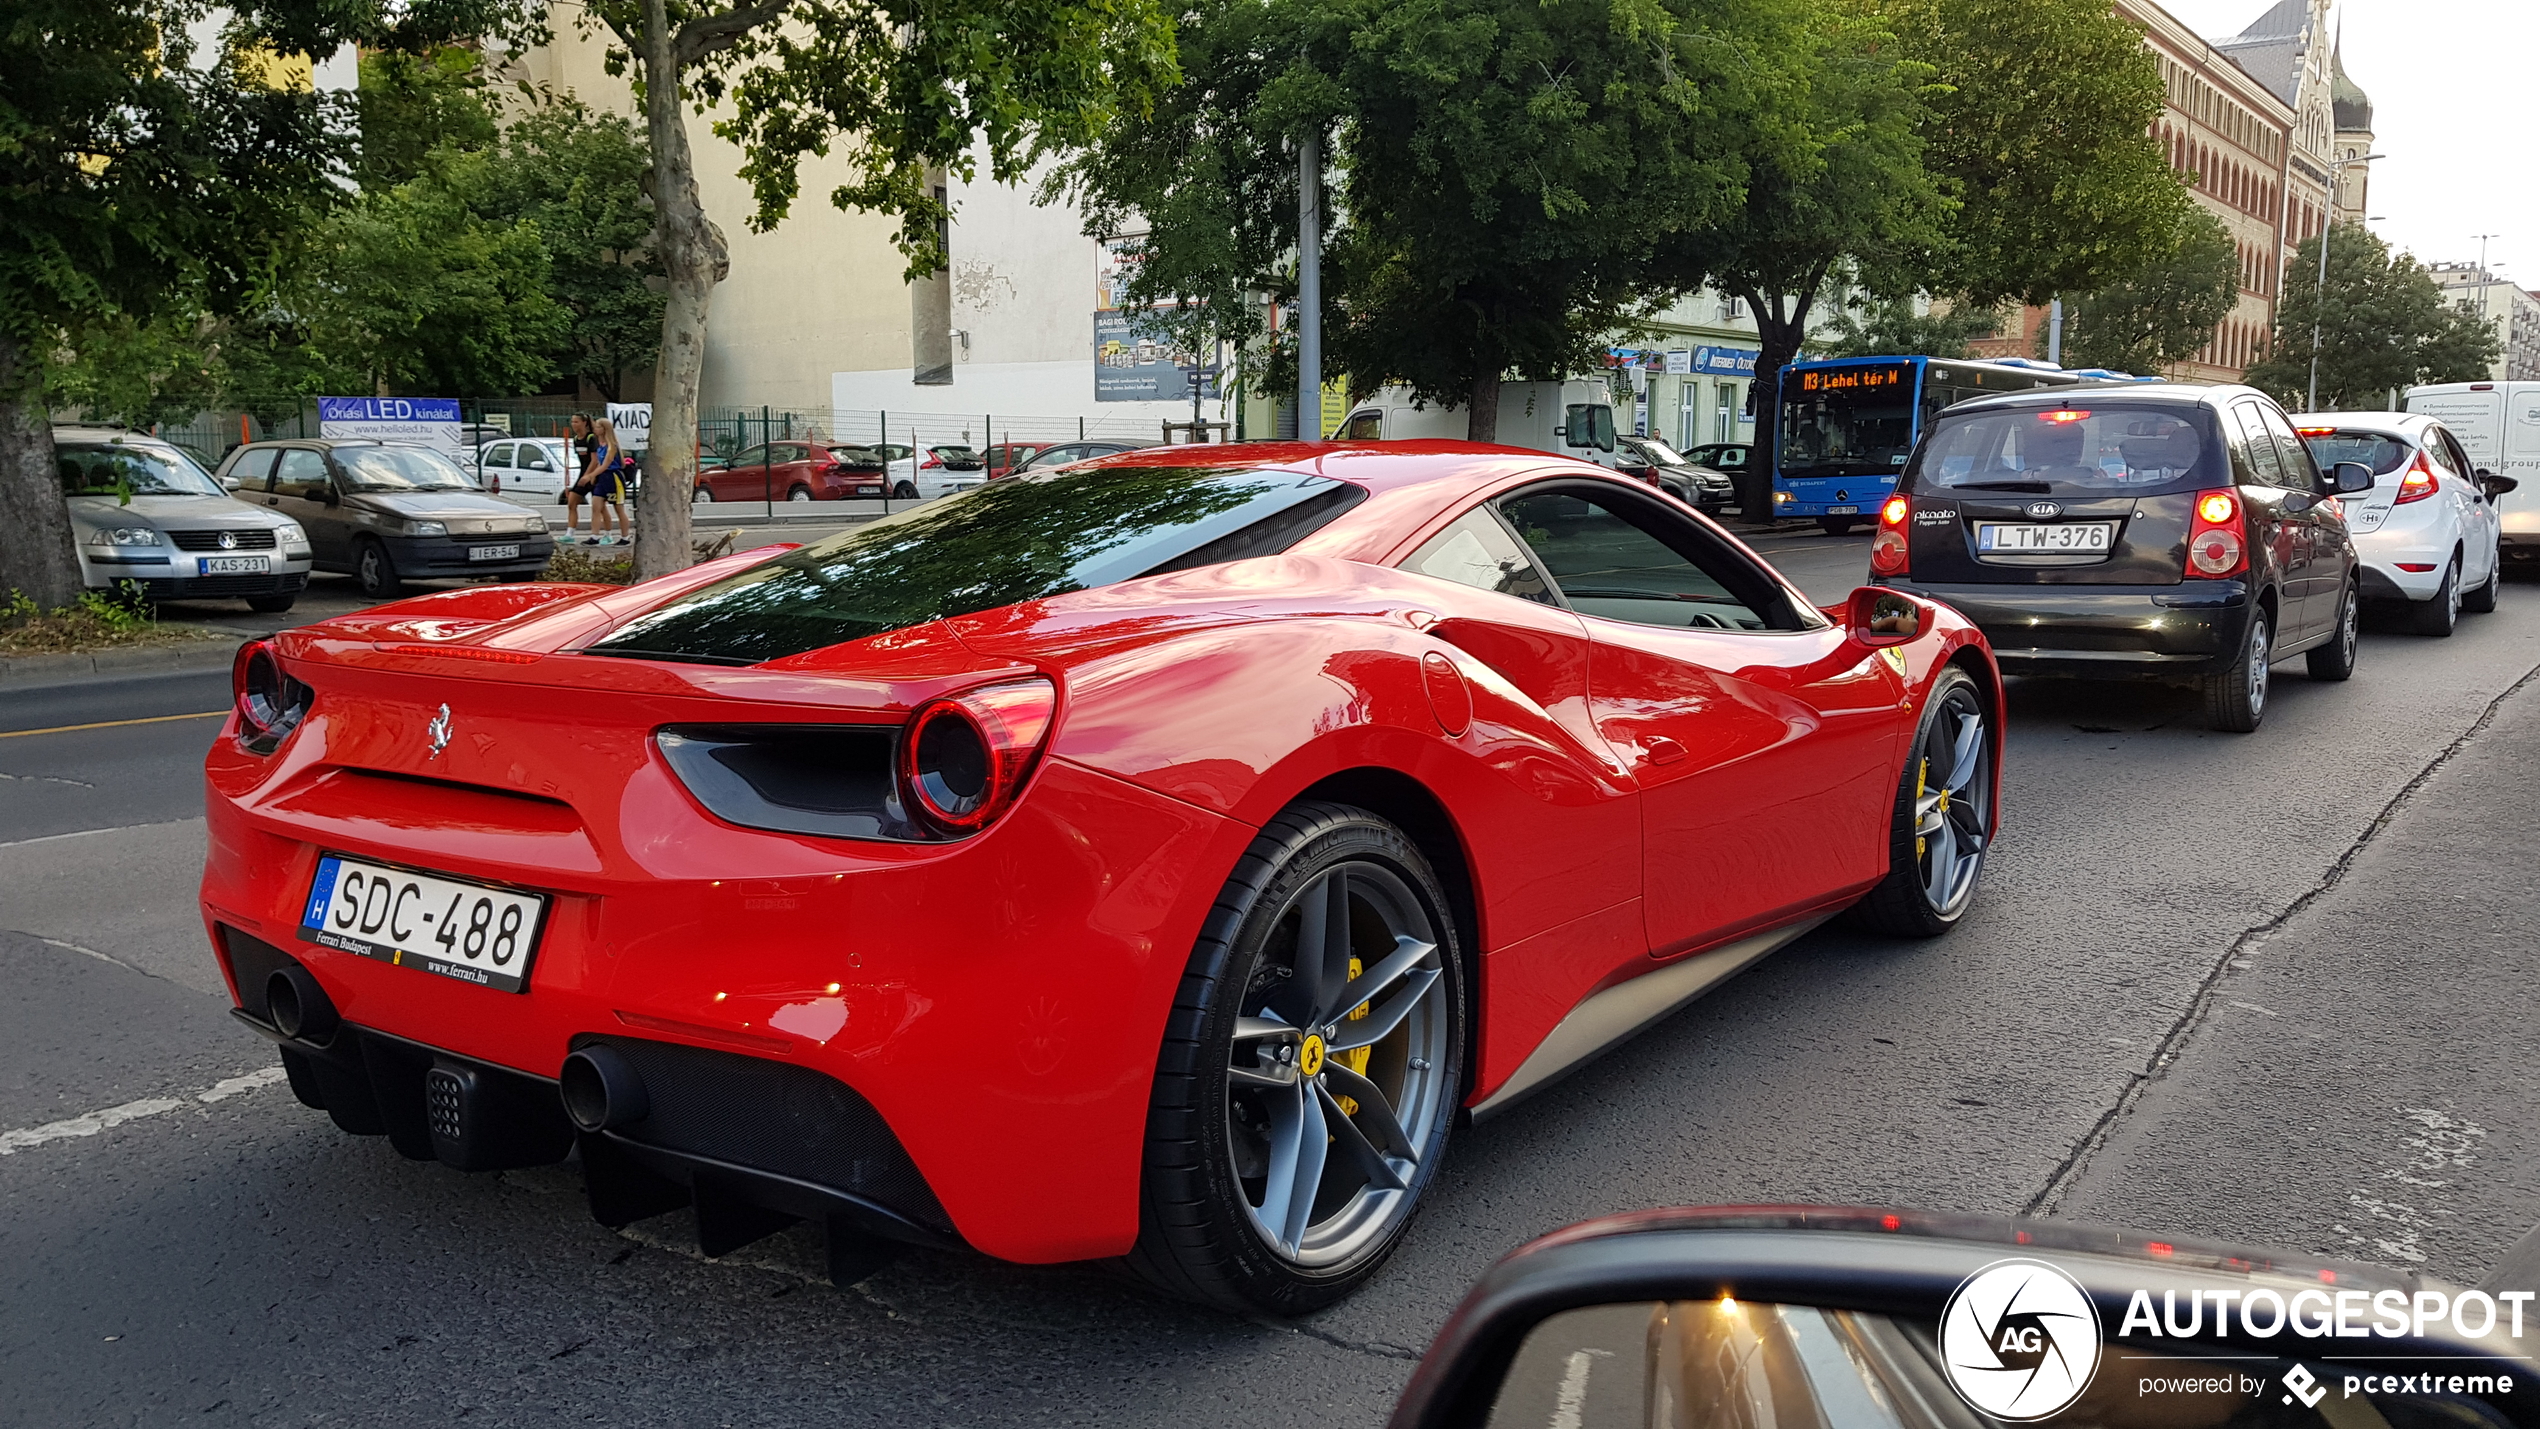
[1796, 364, 1911, 395]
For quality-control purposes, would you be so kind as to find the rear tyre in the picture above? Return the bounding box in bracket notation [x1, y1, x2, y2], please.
[2410, 557, 2460, 637]
[1818, 517, 1861, 537]
[2464, 543, 2501, 614]
[691, 485, 714, 504]
[893, 482, 919, 500]
[786, 484, 813, 503]
[245, 594, 297, 614]
[1851, 667, 1992, 938]
[354, 538, 403, 600]
[2305, 579, 2359, 681]
[1127, 802, 1464, 1315]
[2203, 607, 2271, 733]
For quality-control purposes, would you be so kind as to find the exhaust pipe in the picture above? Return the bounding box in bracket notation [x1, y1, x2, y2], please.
[559, 1045, 649, 1131]
[265, 965, 339, 1041]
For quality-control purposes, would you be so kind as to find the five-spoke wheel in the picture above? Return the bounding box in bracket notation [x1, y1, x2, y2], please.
[1854, 666, 1993, 937]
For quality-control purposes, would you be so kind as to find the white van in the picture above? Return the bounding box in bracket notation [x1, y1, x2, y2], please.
[1332, 379, 1622, 468]
[2406, 382, 2540, 562]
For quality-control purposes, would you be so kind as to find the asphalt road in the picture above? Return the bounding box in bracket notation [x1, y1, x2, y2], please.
[4, 529, 2538, 1427]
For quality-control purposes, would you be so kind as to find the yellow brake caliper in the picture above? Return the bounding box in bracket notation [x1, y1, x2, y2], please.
[1915, 758, 1929, 861]
[1335, 957, 1372, 1116]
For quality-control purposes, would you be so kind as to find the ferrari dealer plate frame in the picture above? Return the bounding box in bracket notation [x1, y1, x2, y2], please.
[1976, 521, 2116, 553]
[298, 852, 551, 993]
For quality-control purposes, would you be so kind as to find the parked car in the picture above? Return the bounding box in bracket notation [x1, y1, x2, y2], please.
[473, 437, 578, 501]
[215, 439, 554, 597]
[206, 443, 1997, 1314]
[1009, 439, 1146, 475]
[979, 441, 1059, 479]
[456, 423, 511, 449]
[1613, 434, 1735, 513]
[1335, 379, 1628, 472]
[2296, 411, 2513, 636]
[884, 443, 989, 500]
[691, 441, 885, 502]
[1870, 384, 2369, 732]
[56, 427, 312, 612]
[1681, 441, 1758, 477]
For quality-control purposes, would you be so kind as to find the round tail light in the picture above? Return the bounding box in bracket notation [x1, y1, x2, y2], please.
[897, 678, 1058, 835]
[232, 640, 312, 751]
[1869, 527, 1909, 576]
[2188, 528, 2244, 576]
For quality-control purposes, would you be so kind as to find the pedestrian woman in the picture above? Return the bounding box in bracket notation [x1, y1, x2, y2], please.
[582, 417, 630, 546]
[562, 413, 596, 541]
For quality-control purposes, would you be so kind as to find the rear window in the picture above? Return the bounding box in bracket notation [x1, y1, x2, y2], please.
[2298, 430, 2409, 476]
[1906, 403, 2224, 498]
[588, 466, 1366, 665]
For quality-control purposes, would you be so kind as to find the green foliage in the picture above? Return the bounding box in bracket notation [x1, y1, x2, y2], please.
[2245, 224, 2504, 410]
[1886, 0, 2191, 307]
[356, 46, 499, 189]
[306, 178, 573, 396]
[2049, 206, 2239, 375]
[1818, 296, 2001, 360]
[43, 306, 229, 429]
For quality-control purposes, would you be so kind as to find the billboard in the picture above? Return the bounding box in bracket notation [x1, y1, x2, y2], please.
[1095, 311, 1219, 403]
[606, 402, 652, 452]
[317, 397, 463, 455]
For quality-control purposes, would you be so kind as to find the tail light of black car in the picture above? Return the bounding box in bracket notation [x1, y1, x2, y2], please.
[657, 677, 1058, 843]
[2395, 453, 2439, 505]
[232, 639, 314, 753]
[1869, 495, 1911, 576]
[2186, 490, 2246, 578]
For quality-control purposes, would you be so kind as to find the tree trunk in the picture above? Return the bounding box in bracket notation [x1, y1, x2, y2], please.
[0, 334, 81, 609]
[1465, 370, 1502, 444]
[1739, 289, 1815, 524]
[632, 0, 729, 583]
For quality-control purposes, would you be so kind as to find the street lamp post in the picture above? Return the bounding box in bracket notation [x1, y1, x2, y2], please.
[2307, 151, 2385, 411]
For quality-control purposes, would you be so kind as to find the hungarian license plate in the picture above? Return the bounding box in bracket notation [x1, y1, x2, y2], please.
[202, 555, 268, 575]
[1826, 505, 1860, 515]
[1977, 521, 2115, 553]
[468, 544, 522, 561]
[299, 854, 548, 993]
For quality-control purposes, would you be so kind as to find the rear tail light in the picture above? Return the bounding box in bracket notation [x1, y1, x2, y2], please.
[898, 678, 1059, 834]
[232, 639, 313, 752]
[1868, 496, 1910, 576]
[2186, 488, 2245, 578]
[2395, 453, 2438, 505]
[921, 454, 942, 469]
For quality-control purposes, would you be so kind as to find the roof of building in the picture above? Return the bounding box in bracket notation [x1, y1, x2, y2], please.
[2331, 47, 2372, 133]
[2210, 0, 2311, 107]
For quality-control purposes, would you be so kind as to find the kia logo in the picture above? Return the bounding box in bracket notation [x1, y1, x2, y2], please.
[2025, 501, 2062, 520]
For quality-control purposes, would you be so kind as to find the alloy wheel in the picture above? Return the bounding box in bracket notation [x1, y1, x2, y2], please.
[1226, 864, 1452, 1267]
[2247, 615, 2270, 716]
[1912, 689, 1991, 917]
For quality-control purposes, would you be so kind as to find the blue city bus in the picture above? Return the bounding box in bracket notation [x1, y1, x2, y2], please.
[1774, 356, 2104, 531]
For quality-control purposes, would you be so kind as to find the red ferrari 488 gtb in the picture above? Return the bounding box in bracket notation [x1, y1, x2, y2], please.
[202, 442, 2000, 1313]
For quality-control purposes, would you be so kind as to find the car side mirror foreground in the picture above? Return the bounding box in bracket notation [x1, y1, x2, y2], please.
[1385, 1206, 2539, 1429]
[2333, 460, 2375, 494]
[1846, 586, 1921, 645]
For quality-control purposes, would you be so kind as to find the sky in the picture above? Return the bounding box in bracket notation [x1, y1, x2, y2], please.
[2146, 0, 2540, 288]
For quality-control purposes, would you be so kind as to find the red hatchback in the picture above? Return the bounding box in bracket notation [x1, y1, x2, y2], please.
[692, 440, 885, 502]
[203, 442, 2002, 1313]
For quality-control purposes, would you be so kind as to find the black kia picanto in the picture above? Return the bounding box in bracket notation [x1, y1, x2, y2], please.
[1868, 384, 2373, 731]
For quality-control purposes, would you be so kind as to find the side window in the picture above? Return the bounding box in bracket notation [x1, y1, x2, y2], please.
[1498, 487, 1794, 632]
[771, 443, 808, 465]
[729, 445, 768, 467]
[2230, 404, 2286, 486]
[1564, 404, 1615, 452]
[2426, 429, 2467, 477]
[224, 448, 279, 491]
[2257, 407, 2323, 490]
[482, 443, 514, 469]
[1340, 410, 1384, 440]
[1401, 508, 1557, 606]
[2445, 430, 2481, 479]
[273, 449, 331, 500]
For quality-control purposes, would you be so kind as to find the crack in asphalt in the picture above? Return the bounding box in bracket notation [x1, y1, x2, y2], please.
[1251, 1316, 1425, 1362]
[2025, 655, 2540, 1218]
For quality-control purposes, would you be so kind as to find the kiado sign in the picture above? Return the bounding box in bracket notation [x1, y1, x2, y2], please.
[606, 402, 651, 453]
[317, 396, 464, 456]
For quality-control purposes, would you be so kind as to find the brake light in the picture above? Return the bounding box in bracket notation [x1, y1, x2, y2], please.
[2037, 410, 2091, 424]
[2295, 426, 2337, 437]
[1869, 498, 1909, 577]
[231, 639, 313, 752]
[1880, 495, 1910, 526]
[897, 677, 1058, 834]
[2186, 488, 2245, 578]
[921, 454, 942, 469]
[2395, 453, 2439, 505]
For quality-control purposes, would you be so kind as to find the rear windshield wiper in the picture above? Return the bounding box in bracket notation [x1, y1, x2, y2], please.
[1952, 480, 2054, 493]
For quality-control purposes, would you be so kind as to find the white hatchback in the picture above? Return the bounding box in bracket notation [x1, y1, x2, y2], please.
[473, 437, 579, 500]
[2296, 411, 2515, 636]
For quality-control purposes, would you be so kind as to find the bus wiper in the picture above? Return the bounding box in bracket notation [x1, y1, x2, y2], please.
[1954, 480, 2054, 493]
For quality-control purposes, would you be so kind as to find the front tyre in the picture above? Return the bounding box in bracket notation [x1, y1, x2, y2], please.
[354, 538, 403, 600]
[1129, 803, 1464, 1315]
[2305, 579, 2359, 681]
[1851, 667, 1992, 937]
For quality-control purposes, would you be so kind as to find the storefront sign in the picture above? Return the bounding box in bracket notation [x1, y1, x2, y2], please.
[1692, 346, 1761, 376]
[316, 397, 463, 455]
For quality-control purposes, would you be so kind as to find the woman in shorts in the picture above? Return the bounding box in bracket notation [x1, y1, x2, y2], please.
[582, 418, 629, 545]
[561, 414, 597, 540]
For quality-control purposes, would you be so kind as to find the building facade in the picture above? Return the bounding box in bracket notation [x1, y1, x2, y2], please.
[2428, 265, 2540, 383]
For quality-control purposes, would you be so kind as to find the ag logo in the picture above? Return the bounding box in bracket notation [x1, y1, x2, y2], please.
[1939, 1258, 2102, 1420]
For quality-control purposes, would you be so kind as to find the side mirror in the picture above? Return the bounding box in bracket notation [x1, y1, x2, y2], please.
[220, 476, 242, 492]
[2486, 472, 2520, 498]
[2332, 460, 2374, 494]
[1846, 586, 1922, 645]
[321, 488, 341, 506]
[1386, 1207, 2539, 1429]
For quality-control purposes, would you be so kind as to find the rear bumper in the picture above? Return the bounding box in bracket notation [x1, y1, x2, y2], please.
[1878, 577, 2249, 677]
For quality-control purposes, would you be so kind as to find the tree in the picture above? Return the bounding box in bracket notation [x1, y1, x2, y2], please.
[2244, 224, 2502, 410]
[1817, 294, 2000, 361]
[356, 46, 499, 190]
[307, 178, 572, 397]
[2050, 205, 2238, 375]
[576, 0, 1176, 580]
[0, 0, 533, 607]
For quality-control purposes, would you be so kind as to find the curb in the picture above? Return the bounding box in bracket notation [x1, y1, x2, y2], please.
[0, 633, 242, 685]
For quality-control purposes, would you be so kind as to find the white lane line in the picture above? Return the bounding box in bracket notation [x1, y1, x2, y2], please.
[33, 935, 142, 975]
[0, 1066, 286, 1156]
[0, 818, 201, 851]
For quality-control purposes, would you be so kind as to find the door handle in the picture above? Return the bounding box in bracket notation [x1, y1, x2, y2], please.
[1645, 736, 1688, 765]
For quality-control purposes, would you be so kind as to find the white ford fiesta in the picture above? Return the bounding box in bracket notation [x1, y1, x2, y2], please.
[2296, 411, 2516, 636]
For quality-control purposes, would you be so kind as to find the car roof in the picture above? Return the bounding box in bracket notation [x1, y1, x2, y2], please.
[2287, 411, 2434, 437]
[1940, 382, 2258, 416]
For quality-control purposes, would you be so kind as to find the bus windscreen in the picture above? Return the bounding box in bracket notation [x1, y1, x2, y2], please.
[1781, 363, 1917, 479]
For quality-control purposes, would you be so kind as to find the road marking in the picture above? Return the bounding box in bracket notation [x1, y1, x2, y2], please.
[0, 818, 202, 850]
[0, 1067, 286, 1156]
[33, 936, 142, 975]
[0, 710, 226, 740]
